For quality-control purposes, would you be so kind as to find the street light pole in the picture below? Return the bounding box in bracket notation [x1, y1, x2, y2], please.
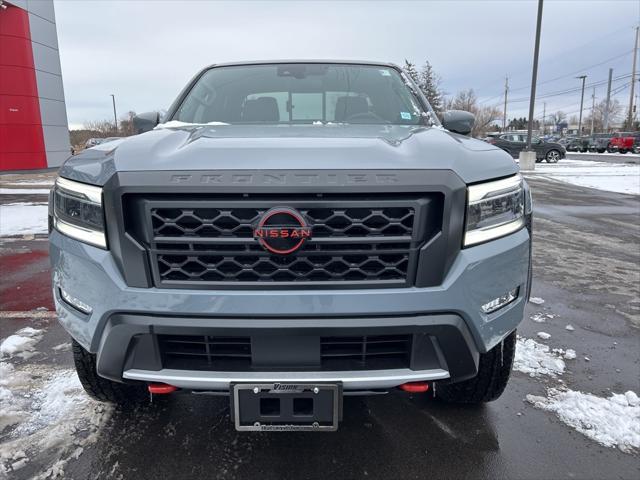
[576, 75, 587, 136]
[110, 94, 118, 134]
[503, 76, 509, 132]
[526, 0, 544, 151]
[590, 87, 595, 136]
[603, 68, 613, 132]
[627, 26, 639, 128]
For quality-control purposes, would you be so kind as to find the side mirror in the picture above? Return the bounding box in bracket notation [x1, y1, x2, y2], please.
[132, 111, 160, 134]
[442, 110, 475, 136]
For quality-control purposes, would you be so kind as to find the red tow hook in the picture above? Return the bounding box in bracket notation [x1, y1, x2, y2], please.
[148, 383, 178, 395]
[399, 382, 430, 393]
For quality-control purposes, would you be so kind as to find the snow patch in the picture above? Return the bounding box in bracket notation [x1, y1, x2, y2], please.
[0, 188, 50, 195]
[154, 120, 230, 129]
[0, 365, 112, 477]
[529, 297, 545, 305]
[530, 312, 547, 323]
[0, 202, 48, 236]
[0, 327, 44, 359]
[527, 388, 640, 452]
[514, 336, 566, 377]
[565, 324, 575, 331]
[52, 342, 71, 352]
[527, 159, 640, 195]
[537, 331, 551, 340]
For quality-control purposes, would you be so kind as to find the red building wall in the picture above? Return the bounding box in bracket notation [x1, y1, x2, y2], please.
[0, 3, 47, 170]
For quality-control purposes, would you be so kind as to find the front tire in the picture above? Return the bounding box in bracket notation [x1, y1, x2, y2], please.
[437, 330, 516, 404]
[72, 339, 144, 405]
[545, 149, 560, 163]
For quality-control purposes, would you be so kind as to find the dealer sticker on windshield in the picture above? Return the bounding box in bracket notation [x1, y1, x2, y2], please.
[400, 112, 412, 120]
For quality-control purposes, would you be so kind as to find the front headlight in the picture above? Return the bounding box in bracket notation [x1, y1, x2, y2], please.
[464, 174, 525, 247]
[53, 177, 107, 248]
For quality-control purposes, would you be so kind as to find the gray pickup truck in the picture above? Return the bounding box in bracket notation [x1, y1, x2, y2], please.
[49, 61, 532, 431]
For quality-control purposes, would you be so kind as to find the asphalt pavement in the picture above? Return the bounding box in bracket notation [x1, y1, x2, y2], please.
[0, 174, 638, 480]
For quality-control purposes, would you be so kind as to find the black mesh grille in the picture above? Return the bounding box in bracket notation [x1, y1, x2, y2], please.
[320, 335, 412, 370]
[159, 335, 252, 371]
[151, 207, 414, 238]
[140, 197, 434, 288]
[157, 252, 409, 283]
[158, 334, 412, 371]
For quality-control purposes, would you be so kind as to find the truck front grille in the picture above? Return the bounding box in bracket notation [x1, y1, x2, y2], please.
[137, 195, 438, 288]
[158, 334, 412, 371]
[151, 207, 414, 238]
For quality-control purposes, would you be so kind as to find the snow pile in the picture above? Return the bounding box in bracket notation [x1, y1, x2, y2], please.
[0, 327, 44, 359]
[0, 202, 48, 236]
[529, 159, 640, 195]
[514, 337, 566, 377]
[0, 363, 31, 431]
[537, 331, 551, 340]
[527, 388, 640, 452]
[0, 366, 112, 476]
[529, 297, 545, 305]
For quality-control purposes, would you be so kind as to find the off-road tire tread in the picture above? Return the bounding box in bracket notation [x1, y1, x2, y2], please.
[72, 339, 142, 404]
[437, 330, 516, 404]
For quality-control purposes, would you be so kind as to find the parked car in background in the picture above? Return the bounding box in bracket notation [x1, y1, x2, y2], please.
[557, 137, 573, 148]
[588, 133, 614, 153]
[485, 133, 566, 162]
[84, 138, 106, 149]
[609, 132, 640, 154]
[566, 136, 590, 153]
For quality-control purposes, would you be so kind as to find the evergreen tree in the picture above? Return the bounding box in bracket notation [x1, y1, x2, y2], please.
[403, 60, 420, 87]
[418, 61, 444, 115]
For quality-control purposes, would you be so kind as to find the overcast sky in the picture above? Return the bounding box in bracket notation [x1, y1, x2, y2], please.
[53, 0, 640, 129]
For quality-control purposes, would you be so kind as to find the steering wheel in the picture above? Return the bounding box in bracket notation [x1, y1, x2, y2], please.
[344, 111, 387, 123]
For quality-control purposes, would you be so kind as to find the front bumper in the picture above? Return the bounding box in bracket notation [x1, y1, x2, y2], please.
[50, 227, 530, 390]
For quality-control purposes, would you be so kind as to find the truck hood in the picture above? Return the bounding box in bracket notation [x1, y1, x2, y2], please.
[60, 124, 518, 185]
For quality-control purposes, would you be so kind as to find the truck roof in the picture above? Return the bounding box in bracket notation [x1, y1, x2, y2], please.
[205, 59, 401, 70]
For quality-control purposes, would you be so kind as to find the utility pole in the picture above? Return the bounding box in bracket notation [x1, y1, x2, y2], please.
[576, 75, 587, 136]
[503, 76, 509, 131]
[110, 94, 118, 133]
[604, 68, 613, 132]
[542, 102, 546, 136]
[590, 88, 595, 136]
[627, 25, 639, 129]
[525, 0, 544, 151]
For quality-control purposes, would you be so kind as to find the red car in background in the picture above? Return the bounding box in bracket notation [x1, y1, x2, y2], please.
[608, 132, 640, 154]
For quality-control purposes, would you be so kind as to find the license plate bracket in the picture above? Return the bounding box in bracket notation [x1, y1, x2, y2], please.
[232, 383, 341, 432]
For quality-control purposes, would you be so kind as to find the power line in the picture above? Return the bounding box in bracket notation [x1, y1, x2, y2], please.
[505, 50, 633, 95]
[508, 72, 635, 103]
[474, 23, 637, 95]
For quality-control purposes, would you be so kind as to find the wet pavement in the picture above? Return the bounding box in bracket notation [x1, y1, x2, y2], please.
[0, 176, 639, 479]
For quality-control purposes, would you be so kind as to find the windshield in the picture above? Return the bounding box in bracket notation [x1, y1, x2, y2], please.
[171, 63, 431, 125]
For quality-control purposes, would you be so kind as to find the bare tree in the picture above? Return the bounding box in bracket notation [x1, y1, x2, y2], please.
[446, 89, 501, 137]
[585, 99, 622, 132]
[549, 111, 566, 128]
[83, 119, 117, 136]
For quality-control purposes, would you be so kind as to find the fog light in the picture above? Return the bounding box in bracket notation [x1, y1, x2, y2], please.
[481, 287, 519, 314]
[60, 288, 92, 314]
